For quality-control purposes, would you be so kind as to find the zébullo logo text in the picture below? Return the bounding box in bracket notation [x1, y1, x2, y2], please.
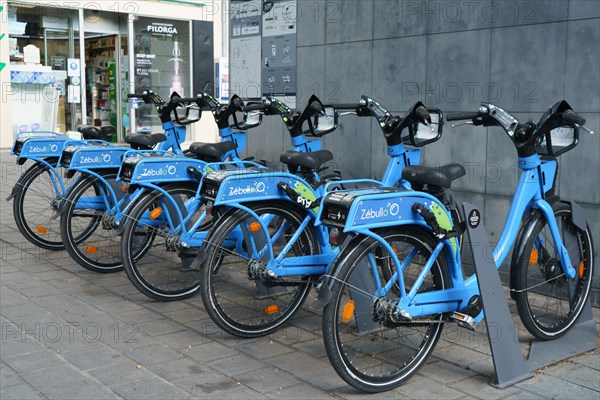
[228, 181, 267, 196]
[139, 165, 177, 178]
[29, 144, 59, 153]
[79, 154, 112, 164]
[359, 202, 400, 220]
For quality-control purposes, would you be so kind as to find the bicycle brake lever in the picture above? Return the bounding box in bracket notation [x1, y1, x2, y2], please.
[339, 112, 357, 117]
[451, 121, 474, 128]
[579, 125, 594, 135]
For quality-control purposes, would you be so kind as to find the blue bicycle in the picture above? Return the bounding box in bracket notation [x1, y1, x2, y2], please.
[116, 96, 336, 301]
[197, 96, 466, 338]
[56, 91, 227, 273]
[6, 125, 123, 250]
[317, 101, 594, 392]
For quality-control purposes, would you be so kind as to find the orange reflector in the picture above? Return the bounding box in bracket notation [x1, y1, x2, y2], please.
[36, 226, 48, 235]
[341, 300, 355, 323]
[579, 261, 585, 279]
[121, 184, 127, 193]
[529, 248, 539, 266]
[249, 222, 261, 232]
[85, 245, 98, 254]
[265, 305, 280, 315]
[149, 207, 163, 220]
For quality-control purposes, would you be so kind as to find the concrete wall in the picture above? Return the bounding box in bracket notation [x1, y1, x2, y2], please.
[241, 0, 600, 305]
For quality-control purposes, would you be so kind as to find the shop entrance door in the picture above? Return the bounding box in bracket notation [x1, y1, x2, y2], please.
[83, 33, 128, 142]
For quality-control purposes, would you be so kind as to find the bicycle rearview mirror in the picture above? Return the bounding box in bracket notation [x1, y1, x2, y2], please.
[408, 108, 443, 147]
[174, 103, 202, 125]
[537, 126, 579, 157]
[234, 102, 263, 130]
[313, 106, 338, 136]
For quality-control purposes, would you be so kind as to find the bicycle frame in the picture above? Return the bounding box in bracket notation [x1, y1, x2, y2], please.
[318, 152, 574, 323]
[115, 127, 251, 245]
[201, 138, 425, 278]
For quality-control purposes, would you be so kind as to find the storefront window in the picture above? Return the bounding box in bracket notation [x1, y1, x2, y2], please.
[7, 4, 78, 134]
[133, 16, 191, 133]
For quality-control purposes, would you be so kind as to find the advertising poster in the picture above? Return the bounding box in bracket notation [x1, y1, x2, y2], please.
[133, 17, 190, 132]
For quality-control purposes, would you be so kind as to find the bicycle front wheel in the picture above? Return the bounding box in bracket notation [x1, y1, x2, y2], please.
[200, 201, 318, 338]
[322, 227, 449, 393]
[514, 202, 594, 340]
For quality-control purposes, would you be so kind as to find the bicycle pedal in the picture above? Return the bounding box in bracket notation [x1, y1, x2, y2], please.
[449, 312, 476, 330]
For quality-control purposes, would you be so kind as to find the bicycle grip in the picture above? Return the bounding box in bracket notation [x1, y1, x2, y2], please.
[330, 103, 359, 110]
[310, 101, 324, 114]
[561, 110, 586, 126]
[446, 112, 481, 121]
[414, 106, 430, 124]
[243, 103, 267, 111]
[171, 97, 202, 104]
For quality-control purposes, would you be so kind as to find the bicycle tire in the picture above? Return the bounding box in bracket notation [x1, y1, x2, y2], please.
[200, 200, 318, 338]
[60, 171, 153, 273]
[13, 159, 75, 250]
[514, 202, 594, 340]
[322, 226, 449, 392]
[120, 183, 207, 301]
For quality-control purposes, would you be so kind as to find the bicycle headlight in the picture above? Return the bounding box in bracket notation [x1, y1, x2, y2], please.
[120, 157, 140, 182]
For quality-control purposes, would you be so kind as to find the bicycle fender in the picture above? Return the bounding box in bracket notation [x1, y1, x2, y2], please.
[508, 199, 585, 300]
[7, 158, 59, 201]
[310, 233, 373, 311]
[123, 157, 208, 185]
[569, 200, 587, 231]
[15, 137, 69, 159]
[201, 170, 319, 210]
[64, 146, 131, 170]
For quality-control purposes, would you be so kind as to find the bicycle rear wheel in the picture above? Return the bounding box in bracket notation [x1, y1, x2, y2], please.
[200, 201, 318, 338]
[13, 159, 76, 250]
[121, 184, 205, 301]
[60, 171, 153, 273]
[322, 227, 449, 393]
[514, 202, 594, 340]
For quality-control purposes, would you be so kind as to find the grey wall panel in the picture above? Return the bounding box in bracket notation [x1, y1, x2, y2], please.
[491, 0, 569, 28]
[297, 0, 326, 47]
[373, 0, 428, 39]
[483, 193, 513, 268]
[485, 122, 520, 196]
[427, 0, 492, 34]
[559, 113, 600, 205]
[296, 45, 326, 108]
[569, 0, 600, 19]
[369, 119, 391, 179]
[421, 124, 489, 193]
[246, 116, 286, 164]
[324, 0, 374, 43]
[324, 41, 373, 103]
[490, 22, 568, 113]
[425, 29, 491, 111]
[565, 19, 600, 113]
[372, 35, 428, 109]
[323, 117, 372, 179]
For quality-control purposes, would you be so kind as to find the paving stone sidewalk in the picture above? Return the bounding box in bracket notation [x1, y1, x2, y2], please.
[1, 153, 599, 399]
